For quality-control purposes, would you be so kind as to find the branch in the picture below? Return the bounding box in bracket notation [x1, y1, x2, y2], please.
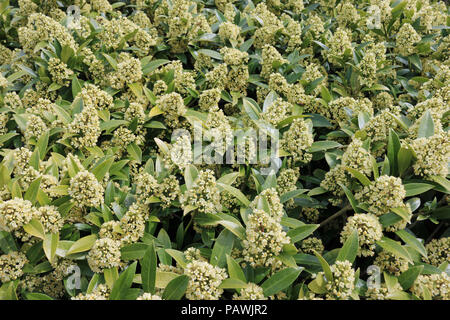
[319, 204, 352, 228]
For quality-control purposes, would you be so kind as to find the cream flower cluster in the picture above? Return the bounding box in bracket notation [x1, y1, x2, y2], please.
[181, 169, 222, 215]
[355, 175, 406, 216]
[68, 170, 105, 208]
[0, 0, 449, 301]
[184, 259, 228, 300]
[340, 213, 383, 257]
[242, 208, 290, 269]
[233, 283, 267, 300]
[87, 238, 122, 273]
[374, 250, 409, 276]
[320, 260, 356, 300]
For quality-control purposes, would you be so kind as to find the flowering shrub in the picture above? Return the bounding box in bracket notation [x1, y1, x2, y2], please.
[0, 0, 449, 301]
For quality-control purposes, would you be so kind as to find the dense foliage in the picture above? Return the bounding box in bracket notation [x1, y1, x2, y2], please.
[0, 0, 449, 300]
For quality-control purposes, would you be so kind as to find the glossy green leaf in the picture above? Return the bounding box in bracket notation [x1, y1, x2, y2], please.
[261, 267, 303, 297]
[162, 275, 189, 300]
[337, 229, 359, 264]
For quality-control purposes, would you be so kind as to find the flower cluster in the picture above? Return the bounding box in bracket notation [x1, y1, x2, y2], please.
[340, 213, 383, 257]
[355, 176, 406, 217]
[320, 260, 356, 300]
[374, 250, 409, 276]
[184, 260, 228, 300]
[68, 171, 105, 208]
[0, 0, 448, 301]
[87, 238, 122, 273]
[242, 209, 290, 269]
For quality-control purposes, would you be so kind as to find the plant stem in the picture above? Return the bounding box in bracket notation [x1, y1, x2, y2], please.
[426, 222, 443, 244]
[319, 204, 352, 228]
[184, 216, 193, 233]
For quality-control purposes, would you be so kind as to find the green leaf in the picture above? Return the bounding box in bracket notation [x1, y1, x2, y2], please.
[154, 271, 180, 289]
[397, 147, 413, 176]
[72, 76, 82, 98]
[242, 97, 261, 120]
[390, 206, 412, 222]
[110, 262, 137, 300]
[24, 292, 54, 300]
[141, 241, 157, 293]
[210, 229, 234, 268]
[91, 156, 114, 181]
[142, 59, 170, 75]
[104, 267, 119, 289]
[197, 49, 222, 60]
[282, 243, 298, 256]
[395, 230, 427, 258]
[337, 229, 359, 264]
[313, 251, 333, 282]
[217, 172, 239, 185]
[308, 141, 342, 153]
[36, 131, 49, 160]
[381, 156, 390, 176]
[409, 54, 422, 71]
[362, 84, 390, 92]
[24, 177, 42, 204]
[102, 53, 118, 70]
[66, 234, 97, 255]
[61, 45, 74, 63]
[217, 183, 250, 207]
[427, 176, 450, 194]
[0, 281, 18, 300]
[226, 255, 246, 283]
[307, 187, 327, 196]
[43, 232, 59, 264]
[370, 155, 379, 179]
[86, 273, 101, 294]
[377, 237, 413, 264]
[287, 224, 319, 243]
[417, 110, 434, 138]
[6, 70, 27, 83]
[339, 183, 361, 213]
[29, 148, 40, 171]
[13, 114, 27, 131]
[67, 155, 81, 178]
[217, 218, 246, 240]
[261, 170, 277, 190]
[320, 86, 332, 103]
[128, 83, 143, 99]
[261, 267, 302, 297]
[23, 219, 45, 240]
[184, 164, 198, 190]
[280, 189, 308, 204]
[0, 231, 18, 253]
[387, 129, 401, 176]
[162, 275, 189, 300]
[344, 167, 371, 186]
[165, 249, 187, 269]
[277, 252, 298, 267]
[219, 278, 249, 289]
[48, 82, 63, 91]
[11, 180, 22, 199]
[121, 243, 149, 260]
[398, 265, 424, 290]
[127, 143, 142, 163]
[100, 120, 128, 132]
[0, 133, 18, 146]
[308, 273, 327, 294]
[404, 183, 434, 197]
